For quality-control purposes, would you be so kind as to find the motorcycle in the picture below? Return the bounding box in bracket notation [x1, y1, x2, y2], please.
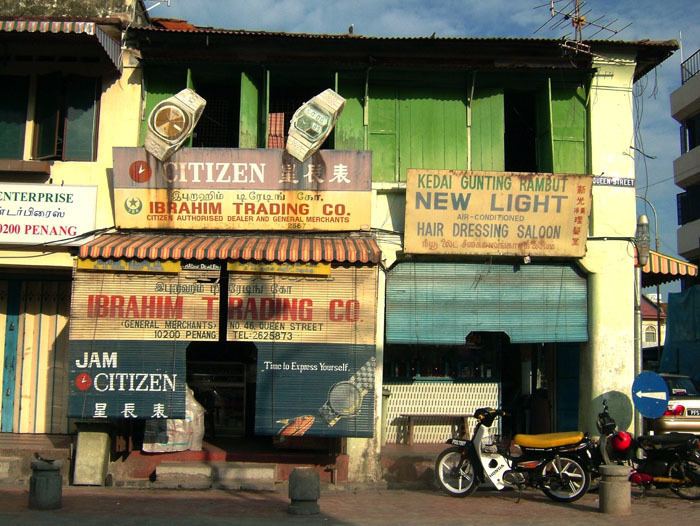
[597, 399, 700, 499]
[434, 407, 596, 502]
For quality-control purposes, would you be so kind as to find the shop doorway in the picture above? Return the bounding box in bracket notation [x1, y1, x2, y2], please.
[186, 342, 257, 441]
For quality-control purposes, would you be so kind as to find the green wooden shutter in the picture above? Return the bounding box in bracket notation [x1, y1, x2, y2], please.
[0, 76, 29, 159]
[551, 83, 587, 173]
[368, 84, 398, 182]
[398, 85, 467, 180]
[239, 70, 260, 148]
[34, 73, 62, 159]
[470, 87, 504, 171]
[63, 76, 99, 161]
[140, 66, 187, 144]
[335, 73, 364, 151]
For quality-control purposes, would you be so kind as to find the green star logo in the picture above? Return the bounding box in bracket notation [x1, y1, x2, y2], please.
[124, 197, 143, 215]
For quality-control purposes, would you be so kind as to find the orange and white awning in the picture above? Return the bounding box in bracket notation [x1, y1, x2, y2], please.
[78, 233, 381, 265]
[638, 249, 698, 287]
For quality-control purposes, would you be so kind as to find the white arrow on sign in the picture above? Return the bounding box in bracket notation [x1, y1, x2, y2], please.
[634, 390, 667, 401]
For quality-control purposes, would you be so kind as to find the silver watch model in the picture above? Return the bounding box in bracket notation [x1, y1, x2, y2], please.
[144, 88, 206, 161]
[319, 357, 376, 427]
[286, 89, 345, 162]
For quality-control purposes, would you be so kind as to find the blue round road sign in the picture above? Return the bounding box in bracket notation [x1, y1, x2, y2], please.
[632, 371, 670, 419]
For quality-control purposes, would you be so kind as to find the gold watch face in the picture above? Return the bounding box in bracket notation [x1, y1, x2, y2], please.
[152, 104, 189, 140]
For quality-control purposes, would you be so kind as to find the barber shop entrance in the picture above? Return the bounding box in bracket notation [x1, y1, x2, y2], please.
[382, 261, 588, 445]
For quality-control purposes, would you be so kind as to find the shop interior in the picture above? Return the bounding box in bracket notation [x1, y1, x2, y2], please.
[383, 332, 558, 435]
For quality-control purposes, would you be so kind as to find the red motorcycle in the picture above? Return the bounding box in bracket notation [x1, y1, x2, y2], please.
[597, 400, 700, 499]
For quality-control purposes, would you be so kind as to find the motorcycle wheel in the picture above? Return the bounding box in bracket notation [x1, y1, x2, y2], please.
[434, 446, 479, 497]
[540, 456, 590, 503]
[670, 459, 700, 500]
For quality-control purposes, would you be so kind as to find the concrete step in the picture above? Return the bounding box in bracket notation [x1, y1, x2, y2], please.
[0, 457, 22, 484]
[212, 462, 277, 491]
[154, 461, 212, 489]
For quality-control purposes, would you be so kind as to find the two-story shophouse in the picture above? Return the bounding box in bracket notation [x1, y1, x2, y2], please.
[1, 8, 677, 484]
[0, 2, 150, 482]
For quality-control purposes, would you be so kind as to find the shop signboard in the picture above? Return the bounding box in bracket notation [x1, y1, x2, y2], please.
[0, 183, 97, 245]
[404, 170, 593, 257]
[226, 265, 377, 345]
[255, 343, 375, 438]
[112, 147, 371, 231]
[70, 261, 220, 341]
[68, 340, 186, 419]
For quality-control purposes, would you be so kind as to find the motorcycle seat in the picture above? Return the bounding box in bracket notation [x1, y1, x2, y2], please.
[637, 432, 697, 449]
[513, 431, 584, 449]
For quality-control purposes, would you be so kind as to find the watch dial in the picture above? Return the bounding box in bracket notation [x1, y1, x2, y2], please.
[294, 103, 330, 141]
[328, 382, 362, 416]
[153, 104, 189, 140]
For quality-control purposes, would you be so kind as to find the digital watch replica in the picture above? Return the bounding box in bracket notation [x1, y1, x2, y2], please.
[144, 88, 206, 161]
[286, 89, 345, 162]
[319, 357, 376, 427]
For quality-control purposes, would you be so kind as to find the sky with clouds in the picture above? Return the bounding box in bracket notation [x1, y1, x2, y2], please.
[148, 0, 700, 291]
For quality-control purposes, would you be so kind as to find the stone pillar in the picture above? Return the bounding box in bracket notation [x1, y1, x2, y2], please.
[599, 464, 632, 515]
[288, 467, 320, 515]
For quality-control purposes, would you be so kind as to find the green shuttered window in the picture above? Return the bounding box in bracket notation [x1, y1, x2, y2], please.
[34, 74, 99, 161]
[386, 262, 588, 344]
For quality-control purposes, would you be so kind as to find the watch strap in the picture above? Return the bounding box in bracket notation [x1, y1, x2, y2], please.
[319, 401, 340, 427]
[286, 133, 313, 162]
[314, 89, 345, 115]
[349, 357, 376, 393]
[175, 88, 206, 113]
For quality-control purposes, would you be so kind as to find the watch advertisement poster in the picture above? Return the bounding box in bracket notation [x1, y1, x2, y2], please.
[68, 340, 186, 419]
[112, 147, 371, 232]
[70, 261, 221, 342]
[227, 265, 377, 345]
[255, 343, 376, 438]
[404, 169, 593, 258]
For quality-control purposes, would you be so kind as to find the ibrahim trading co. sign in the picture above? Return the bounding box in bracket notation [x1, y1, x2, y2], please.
[112, 147, 371, 231]
[404, 170, 593, 258]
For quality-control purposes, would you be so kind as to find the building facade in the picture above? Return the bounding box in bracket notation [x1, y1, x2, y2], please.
[0, 5, 678, 484]
[672, 49, 700, 288]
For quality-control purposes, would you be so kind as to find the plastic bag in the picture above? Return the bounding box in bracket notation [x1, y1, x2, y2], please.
[142, 386, 206, 453]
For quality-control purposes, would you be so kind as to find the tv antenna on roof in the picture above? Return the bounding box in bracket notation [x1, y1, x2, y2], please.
[533, 0, 632, 54]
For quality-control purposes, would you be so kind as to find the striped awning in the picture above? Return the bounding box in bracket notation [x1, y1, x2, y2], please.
[79, 233, 381, 264]
[638, 249, 698, 287]
[1, 19, 121, 70]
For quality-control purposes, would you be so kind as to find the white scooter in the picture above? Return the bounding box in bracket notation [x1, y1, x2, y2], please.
[435, 407, 595, 502]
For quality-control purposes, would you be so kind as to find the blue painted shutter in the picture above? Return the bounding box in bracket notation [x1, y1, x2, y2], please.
[386, 262, 588, 344]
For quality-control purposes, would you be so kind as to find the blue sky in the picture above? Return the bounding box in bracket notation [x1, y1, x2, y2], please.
[147, 0, 700, 292]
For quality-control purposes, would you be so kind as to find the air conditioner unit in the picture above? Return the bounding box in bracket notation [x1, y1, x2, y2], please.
[144, 88, 206, 161]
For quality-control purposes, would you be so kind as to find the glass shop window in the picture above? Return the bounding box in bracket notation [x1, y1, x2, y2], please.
[384, 341, 500, 382]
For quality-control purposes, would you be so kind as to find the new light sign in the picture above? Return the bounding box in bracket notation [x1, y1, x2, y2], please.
[404, 170, 593, 257]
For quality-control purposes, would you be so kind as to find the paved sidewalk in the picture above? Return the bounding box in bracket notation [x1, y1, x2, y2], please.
[1, 484, 699, 526]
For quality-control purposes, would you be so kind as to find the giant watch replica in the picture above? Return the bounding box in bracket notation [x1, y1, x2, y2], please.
[286, 89, 345, 162]
[144, 88, 206, 161]
[319, 357, 376, 427]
